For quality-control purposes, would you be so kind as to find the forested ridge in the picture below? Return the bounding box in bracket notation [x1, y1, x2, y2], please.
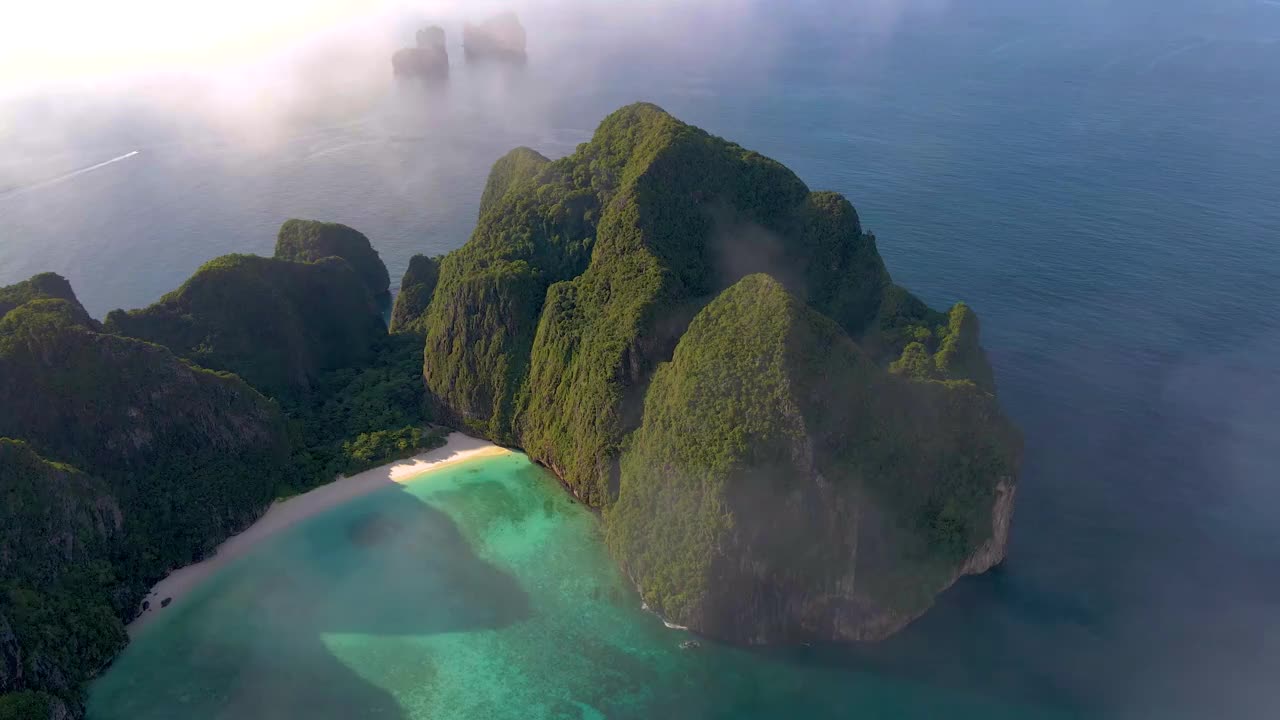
[0, 220, 441, 718]
[1, 103, 1019, 717]
[413, 103, 1021, 642]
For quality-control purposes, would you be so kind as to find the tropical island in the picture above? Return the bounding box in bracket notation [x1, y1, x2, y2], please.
[0, 103, 1018, 718]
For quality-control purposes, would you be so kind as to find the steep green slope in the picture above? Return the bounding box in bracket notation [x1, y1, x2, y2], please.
[477, 146, 550, 218]
[606, 275, 1020, 643]
[283, 331, 444, 486]
[423, 103, 936, 505]
[0, 281, 292, 716]
[1, 252, 438, 716]
[421, 145, 599, 441]
[0, 440, 125, 718]
[0, 295, 290, 581]
[104, 254, 385, 398]
[0, 272, 93, 326]
[0, 439, 120, 588]
[274, 219, 391, 302]
[388, 254, 441, 334]
[409, 102, 1017, 642]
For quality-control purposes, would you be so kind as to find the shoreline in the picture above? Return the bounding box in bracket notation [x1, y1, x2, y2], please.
[129, 431, 509, 634]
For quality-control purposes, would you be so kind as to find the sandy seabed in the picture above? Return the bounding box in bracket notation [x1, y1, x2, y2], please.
[128, 432, 509, 633]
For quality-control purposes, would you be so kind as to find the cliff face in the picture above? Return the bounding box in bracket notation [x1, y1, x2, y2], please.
[605, 275, 1020, 642]
[0, 273, 94, 327]
[389, 254, 441, 334]
[427, 104, 923, 505]
[393, 25, 449, 80]
[0, 439, 121, 586]
[416, 25, 446, 51]
[104, 253, 385, 398]
[274, 219, 392, 304]
[0, 277, 292, 714]
[0, 293, 290, 576]
[419, 103, 1020, 643]
[0, 228, 428, 712]
[0, 441, 126, 717]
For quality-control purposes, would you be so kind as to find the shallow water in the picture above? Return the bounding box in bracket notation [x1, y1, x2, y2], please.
[8, 0, 1280, 716]
[87, 454, 1072, 719]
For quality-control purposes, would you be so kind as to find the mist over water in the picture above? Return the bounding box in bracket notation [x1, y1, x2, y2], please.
[89, 454, 1070, 719]
[5, 0, 1278, 716]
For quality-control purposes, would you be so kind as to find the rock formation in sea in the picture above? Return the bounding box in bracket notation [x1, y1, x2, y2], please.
[462, 12, 527, 62]
[392, 24, 449, 79]
[414, 102, 1021, 643]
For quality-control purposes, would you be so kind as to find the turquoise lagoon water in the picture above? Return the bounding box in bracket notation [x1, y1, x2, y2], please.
[6, 0, 1279, 715]
[87, 453, 1067, 720]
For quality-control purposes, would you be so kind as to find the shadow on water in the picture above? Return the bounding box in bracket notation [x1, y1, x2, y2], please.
[762, 569, 1099, 717]
[90, 482, 530, 720]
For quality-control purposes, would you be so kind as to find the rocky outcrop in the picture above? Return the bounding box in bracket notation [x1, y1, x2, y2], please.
[605, 275, 1021, 643]
[393, 25, 448, 79]
[0, 276, 291, 712]
[419, 103, 1020, 643]
[463, 12, 527, 62]
[0, 439, 122, 585]
[105, 253, 386, 397]
[274, 218, 392, 304]
[0, 272, 93, 327]
[416, 26, 445, 51]
[960, 479, 1017, 576]
[389, 254, 441, 334]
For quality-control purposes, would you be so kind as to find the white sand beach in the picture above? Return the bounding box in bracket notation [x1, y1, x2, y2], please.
[129, 432, 509, 634]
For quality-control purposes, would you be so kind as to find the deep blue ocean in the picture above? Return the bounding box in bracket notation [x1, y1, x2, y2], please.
[3, 0, 1278, 716]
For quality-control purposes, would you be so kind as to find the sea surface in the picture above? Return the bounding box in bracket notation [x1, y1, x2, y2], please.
[88, 454, 1065, 719]
[3, 0, 1278, 717]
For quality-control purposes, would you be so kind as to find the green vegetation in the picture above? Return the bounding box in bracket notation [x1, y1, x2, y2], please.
[0, 272, 92, 326]
[421, 142, 599, 441]
[419, 103, 1018, 641]
[104, 253, 385, 398]
[477, 147, 550, 218]
[0, 103, 1019, 707]
[274, 218, 392, 302]
[1, 243, 432, 714]
[0, 691, 59, 720]
[606, 275, 1020, 641]
[0, 279, 291, 714]
[342, 426, 448, 475]
[282, 332, 439, 490]
[425, 103, 950, 506]
[886, 301, 996, 392]
[0, 440, 128, 716]
[389, 254, 441, 334]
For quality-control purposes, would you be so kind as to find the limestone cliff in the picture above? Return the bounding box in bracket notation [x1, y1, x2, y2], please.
[104, 253, 385, 397]
[0, 277, 291, 714]
[605, 275, 1020, 643]
[393, 25, 449, 80]
[418, 103, 1020, 643]
[274, 218, 392, 304]
[389, 254, 440, 334]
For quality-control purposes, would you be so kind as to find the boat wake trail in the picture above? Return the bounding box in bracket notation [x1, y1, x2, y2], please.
[2, 150, 141, 197]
